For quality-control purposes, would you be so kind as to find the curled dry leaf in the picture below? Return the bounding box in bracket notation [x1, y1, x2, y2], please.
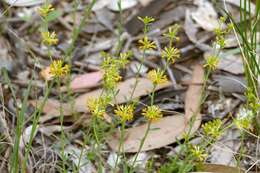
[40, 67, 53, 81]
[191, 0, 219, 31]
[33, 77, 171, 123]
[64, 145, 96, 173]
[20, 125, 38, 149]
[4, 0, 44, 6]
[107, 64, 204, 152]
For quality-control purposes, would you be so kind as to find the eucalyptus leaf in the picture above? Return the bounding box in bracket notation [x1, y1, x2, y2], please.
[4, 0, 44, 7]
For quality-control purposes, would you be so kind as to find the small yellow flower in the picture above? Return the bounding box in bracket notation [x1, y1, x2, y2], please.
[103, 69, 122, 90]
[161, 47, 180, 64]
[163, 24, 180, 41]
[190, 145, 208, 162]
[115, 104, 134, 121]
[49, 60, 70, 78]
[87, 97, 110, 118]
[147, 69, 168, 85]
[41, 31, 58, 46]
[204, 55, 219, 71]
[138, 36, 156, 50]
[142, 105, 163, 121]
[202, 119, 223, 139]
[138, 16, 155, 25]
[38, 4, 54, 17]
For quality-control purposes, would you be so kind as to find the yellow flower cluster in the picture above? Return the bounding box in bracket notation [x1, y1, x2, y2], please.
[138, 16, 155, 25]
[101, 51, 131, 90]
[138, 36, 156, 50]
[138, 16, 155, 34]
[115, 104, 134, 122]
[161, 46, 180, 64]
[87, 97, 110, 118]
[202, 119, 223, 139]
[38, 4, 54, 17]
[49, 60, 70, 78]
[147, 69, 168, 85]
[142, 105, 163, 121]
[41, 31, 58, 46]
[204, 55, 219, 71]
[163, 24, 180, 42]
[190, 145, 208, 162]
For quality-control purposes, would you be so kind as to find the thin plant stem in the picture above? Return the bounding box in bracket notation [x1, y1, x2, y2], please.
[131, 84, 156, 168]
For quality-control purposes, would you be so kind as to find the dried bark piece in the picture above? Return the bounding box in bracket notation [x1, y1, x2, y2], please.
[107, 64, 204, 152]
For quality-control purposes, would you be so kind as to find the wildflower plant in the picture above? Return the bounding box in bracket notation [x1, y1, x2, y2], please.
[190, 145, 208, 162]
[203, 55, 219, 71]
[142, 105, 163, 122]
[115, 104, 135, 122]
[138, 36, 156, 50]
[49, 60, 70, 78]
[41, 31, 58, 46]
[202, 119, 223, 139]
[147, 69, 168, 85]
[161, 46, 180, 64]
[38, 4, 54, 18]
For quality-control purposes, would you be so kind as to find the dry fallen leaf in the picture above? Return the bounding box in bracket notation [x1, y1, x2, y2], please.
[138, 0, 153, 6]
[209, 128, 241, 166]
[107, 0, 138, 11]
[34, 77, 171, 123]
[74, 77, 171, 113]
[107, 65, 204, 152]
[184, 10, 211, 52]
[191, 0, 219, 31]
[4, 0, 44, 6]
[60, 71, 103, 92]
[191, 163, 244, 173]
[20, 125, 38, 149]
[64, 145, 96, 173]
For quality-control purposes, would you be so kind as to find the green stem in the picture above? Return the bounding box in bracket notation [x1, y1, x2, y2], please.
[132, 84, 156, 169]
[132, 121, 151, 168]
[113, 120, 126, 172]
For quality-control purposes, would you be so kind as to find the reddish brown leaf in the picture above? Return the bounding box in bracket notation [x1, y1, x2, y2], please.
[60, 71, 103, 92]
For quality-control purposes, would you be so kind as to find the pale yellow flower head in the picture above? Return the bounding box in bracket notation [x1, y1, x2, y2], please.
[204, 55, 219, 71]
[87, 97, 110, 118]
[41, 31, 58, 46]
[49, 60, 70, 78]
[115, 104, 134, 122]
[161, 46, 180, 64]
[138, 36, 156, 50]
[38, 4, 54, 17]
[147, 69, 168, 85]
[190, 145, 208, 162]
[202, 119, 223, 139]
[142, 105, 163, 121]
